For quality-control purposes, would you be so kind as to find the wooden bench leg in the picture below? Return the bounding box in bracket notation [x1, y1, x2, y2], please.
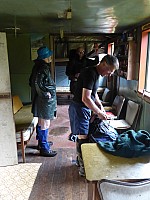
[21, 131, 25, 163]
[88, 182, 101, 200]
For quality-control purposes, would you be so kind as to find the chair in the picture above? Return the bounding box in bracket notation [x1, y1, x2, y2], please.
[97, 179, 150, 200]
[104, 95, 125, 119]
[104, 100, 140, 131]
[101, 88, 112, 106]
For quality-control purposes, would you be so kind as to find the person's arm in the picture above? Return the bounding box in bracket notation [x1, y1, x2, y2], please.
[37, 67, 56, 99]
[29, 65, 36, 87]
[82, 88, 107, 120]
[95, 92, 106, 113]
[29, 73, 32, 87]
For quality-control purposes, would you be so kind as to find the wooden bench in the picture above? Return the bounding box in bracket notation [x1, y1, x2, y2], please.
[12, 95, 38, 163]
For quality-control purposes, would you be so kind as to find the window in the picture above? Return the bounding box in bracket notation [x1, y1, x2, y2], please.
[108, 43, 114, 55]
[138, 28, 150, 99]
[145, 34, 150, 91]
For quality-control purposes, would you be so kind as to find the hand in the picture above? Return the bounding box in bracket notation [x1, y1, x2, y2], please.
[97, 111, 108, 120]
[47, 92, 51, 98]
[101, 108, 106, 114]
[75, 73, 80, 78]
[98, 105, 107, 115]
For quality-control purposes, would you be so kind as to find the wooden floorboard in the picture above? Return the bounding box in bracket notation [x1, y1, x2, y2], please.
[20, 148, 88, 200]
[17, 104, 88, 200]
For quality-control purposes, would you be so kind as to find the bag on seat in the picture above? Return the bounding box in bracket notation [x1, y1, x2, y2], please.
[88, 116, 118, 143]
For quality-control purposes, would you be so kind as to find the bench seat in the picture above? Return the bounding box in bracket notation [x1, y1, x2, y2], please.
[14, 104, 38, 142]
[12, 96, 38, 162]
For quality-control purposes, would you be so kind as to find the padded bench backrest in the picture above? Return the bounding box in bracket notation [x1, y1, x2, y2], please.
[102, 88, 111, 102]
[97, 179, 150, 200]
[12, 95, 23, 114]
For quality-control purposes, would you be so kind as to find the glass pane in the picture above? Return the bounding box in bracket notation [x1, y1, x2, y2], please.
[145, 33, 150, 92]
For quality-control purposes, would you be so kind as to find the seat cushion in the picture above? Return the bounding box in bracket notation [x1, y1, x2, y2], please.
[14, 104, 38, 142]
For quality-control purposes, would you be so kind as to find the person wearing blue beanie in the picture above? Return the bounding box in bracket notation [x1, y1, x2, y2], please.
[29, 46, 57, 157]
[37, 46, 53, 60]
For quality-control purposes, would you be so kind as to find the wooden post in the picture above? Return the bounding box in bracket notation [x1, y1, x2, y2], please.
[49, 35, 55, 80]
[127, 40, 136, 80]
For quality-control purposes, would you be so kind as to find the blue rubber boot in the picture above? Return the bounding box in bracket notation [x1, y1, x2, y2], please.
[36, 124, 41, 140]
[38, 129, 57, 157]
[36, 125, 53, 150]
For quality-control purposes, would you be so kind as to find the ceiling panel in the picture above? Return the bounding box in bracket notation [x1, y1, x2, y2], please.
[0, 0, 149, 34]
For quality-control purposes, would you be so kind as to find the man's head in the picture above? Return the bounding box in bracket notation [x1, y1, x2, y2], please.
[76, 47, 85, 59]
[97, 54, 119, 76]
[37, 46, 53, 63]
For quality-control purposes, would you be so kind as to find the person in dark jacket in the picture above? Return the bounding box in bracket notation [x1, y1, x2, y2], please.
[29, 46, 57, 157]
[66, 46, 99, 142]
[68, 54, 119, 176]
[66, 46, 99, 95]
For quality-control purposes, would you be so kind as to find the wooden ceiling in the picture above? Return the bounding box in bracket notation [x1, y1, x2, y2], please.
[0, 0, 149, 35]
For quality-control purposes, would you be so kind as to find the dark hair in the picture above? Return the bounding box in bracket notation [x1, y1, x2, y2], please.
[101, 54, 119, 70]
[68, 49, 77, 60]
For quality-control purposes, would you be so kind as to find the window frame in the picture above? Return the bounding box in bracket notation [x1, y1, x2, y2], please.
[108, 42, 114, 55]
[138, 28, 150, 101]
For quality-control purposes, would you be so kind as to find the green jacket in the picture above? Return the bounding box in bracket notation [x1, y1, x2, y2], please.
[29, 59, 57, 119]
[97, 130, 150, 158]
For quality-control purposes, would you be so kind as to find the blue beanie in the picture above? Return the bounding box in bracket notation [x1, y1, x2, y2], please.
[37, 46, 53, 60]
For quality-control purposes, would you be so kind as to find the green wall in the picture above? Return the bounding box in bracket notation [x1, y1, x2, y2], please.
[7, 34, 49, 103]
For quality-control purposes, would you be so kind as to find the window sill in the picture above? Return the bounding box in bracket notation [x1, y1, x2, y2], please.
[138, 90, 150, 103]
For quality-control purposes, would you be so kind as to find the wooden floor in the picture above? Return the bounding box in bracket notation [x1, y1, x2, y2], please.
[17, 104, 88, 200]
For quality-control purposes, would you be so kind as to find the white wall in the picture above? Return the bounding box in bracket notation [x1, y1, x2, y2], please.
[0, 32, 18, 166]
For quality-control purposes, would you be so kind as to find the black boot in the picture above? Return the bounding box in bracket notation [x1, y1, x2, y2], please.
[37, 141, 53, 150]
[76, 138, 89, 176]
[40, 148, 57, 157]
[38, 129, 57, 157]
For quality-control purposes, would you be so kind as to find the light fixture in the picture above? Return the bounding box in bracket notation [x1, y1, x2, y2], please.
[67, 0, 72, 19]
[60, 28, 64, 39]
[5, 15, 20, 37]
[57, 0, 72, 19]
[66, 8, 72, 19]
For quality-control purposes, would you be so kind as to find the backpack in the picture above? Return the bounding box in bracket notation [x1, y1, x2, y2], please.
[88, 117, 118, 143]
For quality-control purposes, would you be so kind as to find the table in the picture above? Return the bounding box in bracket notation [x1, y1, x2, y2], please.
[81, 143, 150, 200]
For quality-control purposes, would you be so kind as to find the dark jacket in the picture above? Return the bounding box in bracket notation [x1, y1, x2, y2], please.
[29, 59, 57, 119]
[66, 53, 99, 94]
[97, 130, 150, 158]
[66, 54, 99, 80]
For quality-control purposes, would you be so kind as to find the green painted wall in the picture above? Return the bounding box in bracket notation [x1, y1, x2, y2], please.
[7, 34, 49, 103]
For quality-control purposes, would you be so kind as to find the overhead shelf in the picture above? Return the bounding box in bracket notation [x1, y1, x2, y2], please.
[55, 58, 69, 62]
